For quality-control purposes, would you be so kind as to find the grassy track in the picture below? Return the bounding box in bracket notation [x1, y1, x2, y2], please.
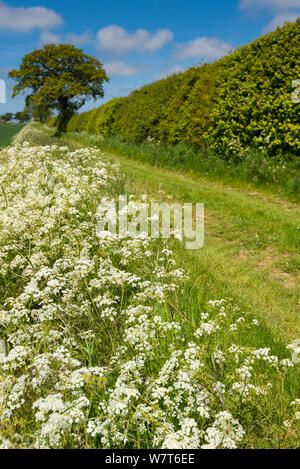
[0, 123, 24, 148]
[59, 132, 300, 343]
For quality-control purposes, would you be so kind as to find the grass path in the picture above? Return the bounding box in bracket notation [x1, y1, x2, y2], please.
[103, 152, 300, 340]
[56, 132, 300, 342]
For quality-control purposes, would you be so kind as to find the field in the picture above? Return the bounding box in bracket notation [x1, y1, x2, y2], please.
[0, 123, 298, 449]
[0, 123, 24, 149]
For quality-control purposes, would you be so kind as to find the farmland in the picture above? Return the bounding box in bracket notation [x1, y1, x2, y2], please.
[0, 123, 25, 149]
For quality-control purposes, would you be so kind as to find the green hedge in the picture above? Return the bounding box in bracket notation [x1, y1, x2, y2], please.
[110, 74, 182, 142]
[94, 98, 125, 136]
[157, 62, 221, 145]
[48, 20, 300, 158]
[206, 19, 300, 157]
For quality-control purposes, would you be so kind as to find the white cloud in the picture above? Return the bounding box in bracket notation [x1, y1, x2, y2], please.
[64, 32, 93, 46]
[96, 25, 173, 54]
[40, 30, 61, 45]
[240, 0, 299, 34]
[263, 11, 299, 32]
[240, 0, 300, 10]
[176, 37, 231, 60]
[0, 1, 63, 32]
[0, 66, 13, 77]
[154, 65, 184, 80]
[104, 61, 146, 76]
[40, 31, 92, 47]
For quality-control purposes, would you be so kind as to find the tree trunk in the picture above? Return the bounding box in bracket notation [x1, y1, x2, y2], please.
[55, 97, 73, 135]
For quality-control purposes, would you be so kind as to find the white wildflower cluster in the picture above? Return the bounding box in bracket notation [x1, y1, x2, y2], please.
[0, 131, 298, 449]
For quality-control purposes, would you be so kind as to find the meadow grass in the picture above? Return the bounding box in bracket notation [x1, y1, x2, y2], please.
[52, 127, 300, 342]
[61, 131, 300, 202]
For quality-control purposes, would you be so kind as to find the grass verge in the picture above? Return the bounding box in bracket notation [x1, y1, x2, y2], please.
[50, 127, 300, 343]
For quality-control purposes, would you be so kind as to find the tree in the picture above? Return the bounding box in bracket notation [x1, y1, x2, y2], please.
[15, 108, 32, 124]
[9, 44, 109, 134]
[0, 113, 14, 122]
[25, 96, 51, 123]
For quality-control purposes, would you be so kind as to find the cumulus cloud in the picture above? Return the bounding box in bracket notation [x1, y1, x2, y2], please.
[104, 61, 146, 76]
[153, 65, 184, 80]
[96, 25, 173, 54]
[262, 11, 299, 32]
[64, 32, 93, 46]
[240, 0, 299, 33]
[40, 30, 61, 45]
[240, 0, 300, 10]
[40, 30, 92, 47]
[176, 37, 231, 60]
[0, 1, 63, 32]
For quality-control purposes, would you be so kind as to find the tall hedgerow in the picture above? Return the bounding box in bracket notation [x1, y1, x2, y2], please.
[158, 62, 222, 145]
[206, 20, 300, 158]
[67, 111, 90, 133]
[111, 74, 182, 142]
[157, 66, 201, 144]
[95, 98, 125, 136]
[86, 109, 99, 134]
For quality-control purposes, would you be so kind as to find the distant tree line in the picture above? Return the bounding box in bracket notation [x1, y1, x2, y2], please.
[0, 98, 56, 124]
[0, 109, 31, 123]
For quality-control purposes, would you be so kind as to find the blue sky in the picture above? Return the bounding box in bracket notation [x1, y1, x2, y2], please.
[0, 0, 299, 114]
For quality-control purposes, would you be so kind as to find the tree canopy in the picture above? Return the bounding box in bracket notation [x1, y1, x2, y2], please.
[9, 44, 109, 133]
[15, 108, 32, 124]
[0, 113, 14, 122]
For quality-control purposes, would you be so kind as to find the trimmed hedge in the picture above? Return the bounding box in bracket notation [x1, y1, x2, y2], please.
[47, 20, 300, 158]
[206, 20, 300, 157]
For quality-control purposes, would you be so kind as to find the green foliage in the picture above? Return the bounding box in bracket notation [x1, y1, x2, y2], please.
[94, 98, 125, 136]
[71, 132, 299, 199]
[26, 97, 52, 123]
[66, 111, 89, 132]
[110, 74, 182, 142]
[46, 116, 59, 128]
[206, 19, 300, 158]
[0, 113, 14, 122]
[158, 62, 221, 145]
[9, 44, 109, 133]
[156, 66, 201, 144]
[61, 21, 300, 158]
[85, 108, 98, 134]
[15, 107, 32, 124]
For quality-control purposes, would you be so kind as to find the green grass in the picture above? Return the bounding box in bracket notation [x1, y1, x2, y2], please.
[103, 154, 300, 341]
[44, 127, 300, 344]
[0, 123, 25, 149]
[62, 132, 300, 202]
